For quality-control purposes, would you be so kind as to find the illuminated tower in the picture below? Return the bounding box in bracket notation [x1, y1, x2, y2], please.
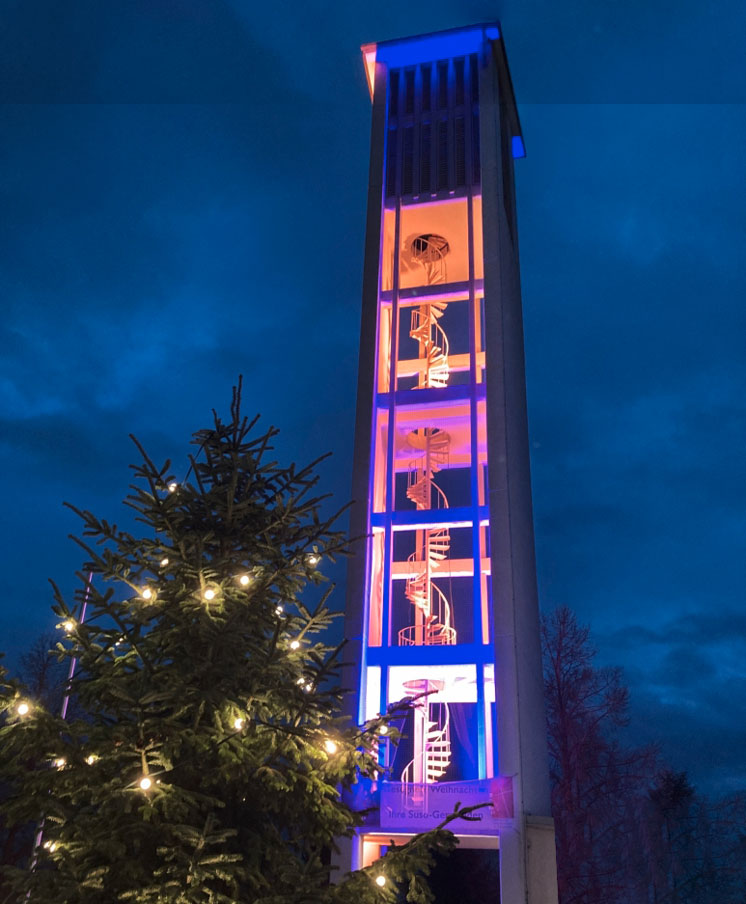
[344, 24, 559, 902]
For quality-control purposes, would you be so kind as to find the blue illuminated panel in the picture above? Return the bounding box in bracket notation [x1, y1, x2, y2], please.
[375, 23, 499, 68]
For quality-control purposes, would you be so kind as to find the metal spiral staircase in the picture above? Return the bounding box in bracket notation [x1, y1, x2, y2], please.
[400, 679, 452, 784]
[398, 428, 456, 647]
[399, 235, 456, 784]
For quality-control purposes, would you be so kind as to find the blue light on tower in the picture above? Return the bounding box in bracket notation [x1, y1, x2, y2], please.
[344, 24, 558, 901]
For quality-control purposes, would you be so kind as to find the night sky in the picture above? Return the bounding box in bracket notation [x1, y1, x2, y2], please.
[1, 0, 744, 797]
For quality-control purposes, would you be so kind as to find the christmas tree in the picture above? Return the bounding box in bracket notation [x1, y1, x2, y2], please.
[0, 383, 466, 903]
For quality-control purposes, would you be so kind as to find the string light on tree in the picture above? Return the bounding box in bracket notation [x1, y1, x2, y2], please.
[375, 875, 386, 888]
[306, 553, 320, 567]
[61, 619, 75, 633]
[167, 482, 178, 493]
[0, 383, 462, 901]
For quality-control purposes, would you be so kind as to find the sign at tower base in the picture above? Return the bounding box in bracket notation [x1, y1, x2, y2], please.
[380, 777, 514, 833]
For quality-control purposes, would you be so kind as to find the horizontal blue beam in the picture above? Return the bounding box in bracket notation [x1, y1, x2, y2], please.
[366, 641, 494, 667]
[371, 505, 489, 530]
[379, 279, 483, 302]
[375, 383, 486, 409]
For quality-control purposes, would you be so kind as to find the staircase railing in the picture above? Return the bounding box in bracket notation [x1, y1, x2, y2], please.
[400, 702, 452, 784]
[398, 235, 455, 783]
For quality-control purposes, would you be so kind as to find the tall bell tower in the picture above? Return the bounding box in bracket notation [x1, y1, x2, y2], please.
[344, 24, 559, 902]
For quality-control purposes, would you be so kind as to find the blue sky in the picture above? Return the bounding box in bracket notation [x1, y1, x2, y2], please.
[1, 0, 744, 795]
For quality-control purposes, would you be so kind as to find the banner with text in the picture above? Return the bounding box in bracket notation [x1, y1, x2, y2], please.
[380, 777, 514, 834]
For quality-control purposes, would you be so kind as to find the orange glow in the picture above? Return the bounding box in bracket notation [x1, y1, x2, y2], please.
[372, 410, 389, 512]
[365, 125, 496, 789]
[376, 306, 392, 393]
[383, 198, 483, 291]
[362, 839, 382, 868]
[367, 531, 384, 646]
[361, 44, 377, 100]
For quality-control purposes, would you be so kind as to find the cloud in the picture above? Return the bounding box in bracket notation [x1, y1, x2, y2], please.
[593, 611, 746, 794]
[0, 0, 743, 799]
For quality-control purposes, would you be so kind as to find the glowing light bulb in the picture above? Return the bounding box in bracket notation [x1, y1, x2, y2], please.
[141, 587, 153, 600]
[86, 754, 98, 765]
[379, 725, 388, 735]
[233, 717, 244, 730]
[160, 557, 169, 567]
[167, 482, 177, 493]
[297, 678, 305, 686]
[307, 554, 320, 567]
[276, 606, 283, 616]
[203, 588, 216, 601]
[44, 840, 58, 852]
[238, 574, 251, 586]
[54, 758, 66, 769]
[16, 702, 30, 716]
[375, 875, 386, 887]
[324, 739, 338, 755]
[139, 776, 152, 791]
[290, 640, 300, 650]
[62, 620, 75, 633]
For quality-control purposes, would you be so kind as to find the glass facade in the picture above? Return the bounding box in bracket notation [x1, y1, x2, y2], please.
[360, 38, 497, 786]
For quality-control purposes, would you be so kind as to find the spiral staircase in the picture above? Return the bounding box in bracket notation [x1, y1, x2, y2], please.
[398, 428, 456, 648]
[399, 235, 456, 784]
[400, 678, 452, 785]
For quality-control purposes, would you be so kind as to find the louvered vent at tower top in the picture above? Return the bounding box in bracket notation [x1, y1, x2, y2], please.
[385, 55, 481, 201]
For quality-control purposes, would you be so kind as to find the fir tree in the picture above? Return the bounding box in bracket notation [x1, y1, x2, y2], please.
[0, 383, 465, 904]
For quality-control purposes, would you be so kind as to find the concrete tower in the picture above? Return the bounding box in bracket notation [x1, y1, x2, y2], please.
[344, 24, 559, 902]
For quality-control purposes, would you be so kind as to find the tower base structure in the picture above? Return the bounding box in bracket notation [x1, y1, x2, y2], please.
[343, 24, 559, 904]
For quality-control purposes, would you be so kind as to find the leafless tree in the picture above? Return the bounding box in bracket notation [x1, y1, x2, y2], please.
[542, 607, 746, 904]
[542, 606, 656, 904]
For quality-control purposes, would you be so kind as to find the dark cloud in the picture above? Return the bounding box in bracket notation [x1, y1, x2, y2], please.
[0, 0, 307, 104]
[0, 0, 743, 798]
[593, 612, 746, 793]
